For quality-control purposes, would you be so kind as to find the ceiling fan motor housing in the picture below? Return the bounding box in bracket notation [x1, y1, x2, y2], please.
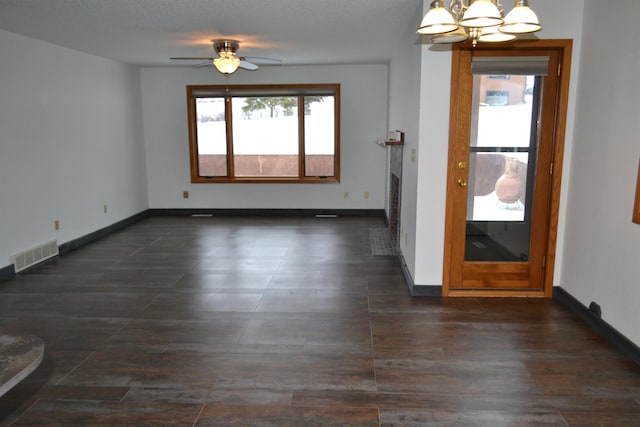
[213, 40, 239, 55]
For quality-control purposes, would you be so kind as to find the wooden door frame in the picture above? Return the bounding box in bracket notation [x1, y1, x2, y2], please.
[442, 39, 573, 298]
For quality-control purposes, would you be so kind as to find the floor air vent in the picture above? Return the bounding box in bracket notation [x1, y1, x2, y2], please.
[12, 240, 59, 272]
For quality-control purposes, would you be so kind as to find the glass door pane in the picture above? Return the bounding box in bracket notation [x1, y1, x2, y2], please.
[464, 75, 541, 262]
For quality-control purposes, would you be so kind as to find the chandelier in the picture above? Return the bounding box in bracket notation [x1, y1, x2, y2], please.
[417, 0, 542, 47]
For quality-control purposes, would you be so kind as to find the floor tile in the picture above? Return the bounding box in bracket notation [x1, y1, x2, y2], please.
[196, 404, 379, 426]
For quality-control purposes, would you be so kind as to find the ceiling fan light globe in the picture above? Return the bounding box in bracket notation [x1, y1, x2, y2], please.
[213, 56, 240, 74]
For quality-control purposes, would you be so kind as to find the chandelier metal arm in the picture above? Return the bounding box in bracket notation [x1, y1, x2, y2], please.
[449, 0, 504, 21]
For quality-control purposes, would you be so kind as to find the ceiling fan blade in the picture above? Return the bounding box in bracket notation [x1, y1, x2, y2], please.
[192, 61, 213, 69]
[242, 56, 282, 65]
[239, 60, 259, 71]
[170, 57, 215, 61]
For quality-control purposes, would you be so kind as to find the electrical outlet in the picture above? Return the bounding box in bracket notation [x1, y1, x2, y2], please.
[103, 204, 108, 214]
[183, 191, 189, 199]
[411, 148, 416, 162]
[344, 192, 349, 199]
[54, 220, 60, 230]
[364, 191, 369, 199]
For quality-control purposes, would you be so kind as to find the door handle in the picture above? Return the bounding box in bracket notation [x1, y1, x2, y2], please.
[457, 178, 467, 187]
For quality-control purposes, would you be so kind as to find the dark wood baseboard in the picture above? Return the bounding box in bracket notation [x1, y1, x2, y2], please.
[555, 286, 640, 366]
[410, 285, 443, 296]
[0, 211, 149, 283]
[397, 249, 442, 297]
[1, 209, 385, 282]
[148, 208, 386, 217]
[0, 264, 15, 283]
[58, 210, 150, 255]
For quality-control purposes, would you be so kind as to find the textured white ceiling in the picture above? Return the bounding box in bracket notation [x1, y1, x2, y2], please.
[0, 0, 423, 67]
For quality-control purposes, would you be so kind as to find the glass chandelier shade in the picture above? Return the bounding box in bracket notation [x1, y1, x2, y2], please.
[431, 26, 470, 44]
[500, 0, 542, 34]
[478, 25, 517, 42]
[459, 0, 503, 28]
[417, 1, 458, 35]
[416, 0, 542, 46]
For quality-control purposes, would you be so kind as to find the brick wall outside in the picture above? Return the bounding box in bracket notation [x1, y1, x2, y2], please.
[198, 155, 334, 177]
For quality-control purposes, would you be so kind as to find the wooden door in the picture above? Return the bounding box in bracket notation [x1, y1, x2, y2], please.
[443, 41, 572, 297]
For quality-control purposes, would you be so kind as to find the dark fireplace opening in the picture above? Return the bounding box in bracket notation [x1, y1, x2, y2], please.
[388, 144, 403, 248]
[389, 173, 400, 246]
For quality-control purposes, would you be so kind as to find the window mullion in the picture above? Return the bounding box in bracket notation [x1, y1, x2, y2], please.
[226, 97, 235, 179]
[298, 96, 305, 179]
[187, 96, 201, 181]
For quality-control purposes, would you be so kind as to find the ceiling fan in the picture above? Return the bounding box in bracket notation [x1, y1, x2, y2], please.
[170, 39, 281, 75]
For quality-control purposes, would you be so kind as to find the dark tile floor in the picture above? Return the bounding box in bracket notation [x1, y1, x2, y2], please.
[0, 215, 639, 426]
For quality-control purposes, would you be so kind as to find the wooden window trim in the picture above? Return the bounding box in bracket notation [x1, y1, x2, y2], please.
[633, 158, 640, 224]
[186, 84, 340, 184]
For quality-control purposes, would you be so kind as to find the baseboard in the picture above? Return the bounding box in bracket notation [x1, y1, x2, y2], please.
[1, 210, 149, 283]
[555, 286, 640, 366]
[397, 249, 442, 297]
[0, 264, 15, 283]
[57, 210, 150, 255]
[1, 209, 385, 282]
[410, 285, 443, 296]
[148, 208, 386, 217]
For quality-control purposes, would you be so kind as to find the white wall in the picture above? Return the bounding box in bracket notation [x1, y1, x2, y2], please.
[0, 29, 148, 269]
[405, 0, 585, 287]
[140, 64, 388, 210]
[562, 0, 640, 345]
[388, 0, 430, 283]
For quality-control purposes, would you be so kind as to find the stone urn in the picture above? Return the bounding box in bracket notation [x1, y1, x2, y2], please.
[495, 157, 522, 204]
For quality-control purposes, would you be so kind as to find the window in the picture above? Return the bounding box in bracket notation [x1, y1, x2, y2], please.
[187, 84, 340, 183]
